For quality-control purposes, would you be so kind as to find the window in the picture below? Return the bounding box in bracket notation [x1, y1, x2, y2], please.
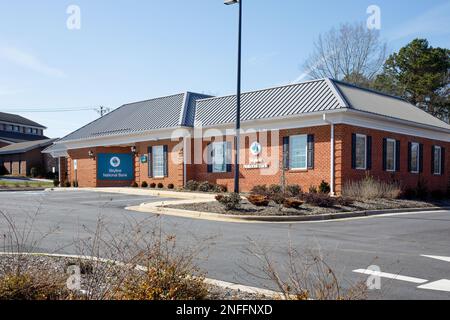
[13, 126, 20, 132]
[410, 142, 420, 173]
[386, 139, 396, 172]
[26, 128, 33, 134]
[152, 146, 165, 178]
[289, 135, 308, 170]
[211, 142, 228, 173]
[433, 146, 442, 175]
[355, 134, 367, 170]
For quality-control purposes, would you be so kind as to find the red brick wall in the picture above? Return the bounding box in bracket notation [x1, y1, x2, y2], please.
[64, 124, 449, 194]
[189, 126, 332, 193]
[67, 147, 133, 187]
[336, 124, 450, 194]
[135, 139, 184, 188]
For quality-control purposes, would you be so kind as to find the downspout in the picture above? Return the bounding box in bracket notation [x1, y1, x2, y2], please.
[58, 157, 61, 185]
[323, 114, 335, 196]
[183, 137, 187, 187]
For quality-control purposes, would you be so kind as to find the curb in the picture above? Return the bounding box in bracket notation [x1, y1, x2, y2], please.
[128, 201, 450, 224]
[0, 188, 47, 192]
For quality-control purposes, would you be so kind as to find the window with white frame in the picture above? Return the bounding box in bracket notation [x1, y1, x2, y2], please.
[434, 146, 442, 175]
[212, 142, 227, 173]
[410, 142, 420, 173]
[289, 135, 308, 170]
[386, 139, 396, 172]
[355, 134, 367, 170]
[152, 146, 165, 178]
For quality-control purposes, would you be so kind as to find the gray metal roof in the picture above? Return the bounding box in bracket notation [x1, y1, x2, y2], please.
[195, 78, 450, 131]
[333, 80, 450, 130]
[0, 138, 56, 155]
[59, 92, 211, 143]
[0, 112, 46, 128]
[195, 79, 346, 126]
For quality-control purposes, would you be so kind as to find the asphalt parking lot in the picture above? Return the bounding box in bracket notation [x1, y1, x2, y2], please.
[0, 189, 449, 300]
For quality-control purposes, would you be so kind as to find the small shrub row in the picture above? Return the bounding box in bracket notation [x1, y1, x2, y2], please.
[342, 175, 401, 200]
[185, 180, 227, 193]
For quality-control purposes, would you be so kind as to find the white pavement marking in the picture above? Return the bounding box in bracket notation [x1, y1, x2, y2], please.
[353, 269, 428, 284]
[418, 280, 450, 293]
[421, 255, 450, 263]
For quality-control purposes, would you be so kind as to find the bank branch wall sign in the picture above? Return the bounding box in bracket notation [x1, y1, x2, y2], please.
[245, 142, 269, 169]
[97, 153, 134, 181]
[250, 141, 262, 156]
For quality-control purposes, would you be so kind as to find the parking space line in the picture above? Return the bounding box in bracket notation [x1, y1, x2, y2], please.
[353, 269, 428, 284]
[417, 280, 450, 293]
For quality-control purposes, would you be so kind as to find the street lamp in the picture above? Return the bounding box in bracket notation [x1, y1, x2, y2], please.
[224, 0, 242, 194]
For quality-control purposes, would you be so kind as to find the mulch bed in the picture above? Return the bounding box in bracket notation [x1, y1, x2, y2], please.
[165, 198, 449, 217]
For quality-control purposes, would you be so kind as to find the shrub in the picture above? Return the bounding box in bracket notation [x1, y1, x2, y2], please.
[215, 193, 241, 211]
[415, 177, 428, 200]
[150, 183, 156, 189]
[319, 181, 331, 194]
[198, 181, 214, 193]
[157, 183, 164, 189]
[283, 198, 303, 209]
[0, 272, 70, 300]
[286, 185, 302, 197]
[72, 181, 79, 188]
[213, 184, 227, 193]
[270, 192, 287, 205]
[53, 179, 60, 187]
[309, 186, 318, 194]
[342, 175, 401, 200]
[269, 185, 282, 195]
[29, 167, 41, 178]
[336, 197, 354, 207]
[118, 264, 208, 300]
[131, 182, 139, 188]
[141, 181, 148, 188]
[250, 185, 268, 196]
[167, 183, 175, 190]
[185, 180, 199, 191]
[246, 194, 270, 207]
[0, 165, 7, 176]
[302, 193, 336, 208]
[63, 181, 71, 188]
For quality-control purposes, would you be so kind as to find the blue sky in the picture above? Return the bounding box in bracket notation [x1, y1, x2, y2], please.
[0, 0, 449, 138]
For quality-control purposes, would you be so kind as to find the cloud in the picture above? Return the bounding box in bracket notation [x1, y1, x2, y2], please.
[0, 45, 66, 78]
[387, 2, 450, 42]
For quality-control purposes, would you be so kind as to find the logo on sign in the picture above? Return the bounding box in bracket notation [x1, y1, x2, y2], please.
[110, 156, 121, 168]
[250, 142, 262, 156]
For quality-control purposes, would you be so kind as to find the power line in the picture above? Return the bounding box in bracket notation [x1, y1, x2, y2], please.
[0, 106, 111, 116]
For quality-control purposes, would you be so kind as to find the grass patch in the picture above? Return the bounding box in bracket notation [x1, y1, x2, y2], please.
[0, 180, 53, 189]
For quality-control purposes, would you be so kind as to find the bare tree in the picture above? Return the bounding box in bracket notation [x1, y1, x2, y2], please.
[303, 23, 387, 85]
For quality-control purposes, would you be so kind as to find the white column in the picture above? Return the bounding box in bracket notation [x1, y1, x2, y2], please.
[330, 123, 335, 196]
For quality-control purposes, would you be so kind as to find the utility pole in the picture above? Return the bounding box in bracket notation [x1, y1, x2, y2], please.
[96, 106, 110, 117]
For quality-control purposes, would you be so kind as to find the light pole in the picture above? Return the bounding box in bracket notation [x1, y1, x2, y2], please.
[224, 0, 242, 194]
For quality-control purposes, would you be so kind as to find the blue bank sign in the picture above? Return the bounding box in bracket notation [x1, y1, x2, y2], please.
[97, 153, 134, 181]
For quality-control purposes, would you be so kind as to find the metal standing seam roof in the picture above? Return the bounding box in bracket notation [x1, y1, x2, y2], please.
[0, 138, 57, 155]
[194, 78, 450, 131]
[194, 79, 346, 126]
[58, 92, 212, 143]
[0, 112, 46, 128]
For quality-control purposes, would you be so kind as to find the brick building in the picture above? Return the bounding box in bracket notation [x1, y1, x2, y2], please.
[0, 112, 47, 147]
[44, 79, 449, 194]
[0, 139, 57, 176]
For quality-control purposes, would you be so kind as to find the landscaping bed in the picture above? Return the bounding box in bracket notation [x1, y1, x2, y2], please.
[165, 198, 448, 217]
[0, 180, 53, 190]
[0, 254, 271, 300]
